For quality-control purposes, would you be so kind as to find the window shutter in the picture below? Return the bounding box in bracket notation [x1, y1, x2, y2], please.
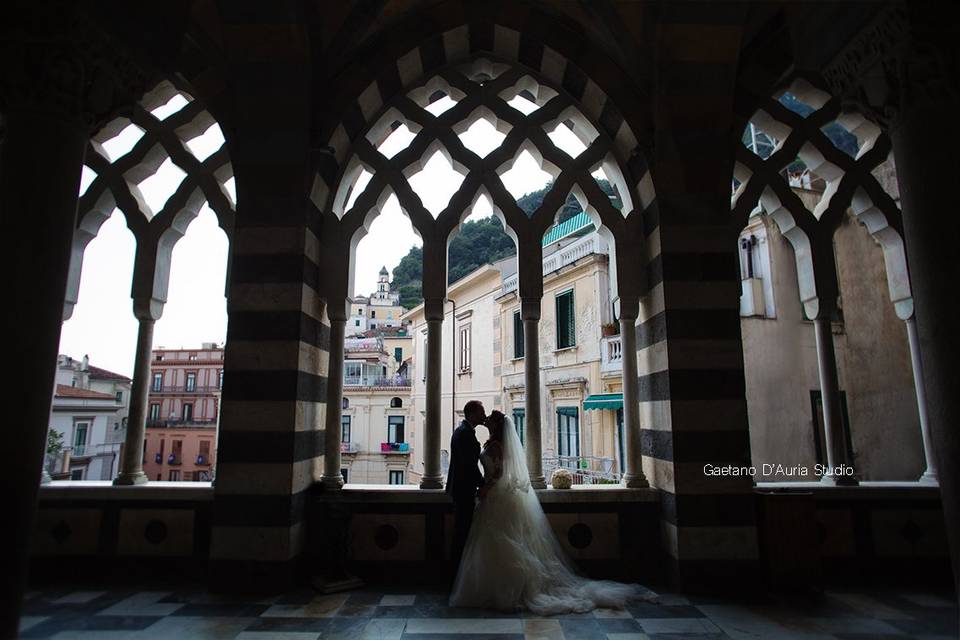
[513, 310, 524, 358]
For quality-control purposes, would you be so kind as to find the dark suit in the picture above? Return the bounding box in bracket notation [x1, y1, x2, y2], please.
[446, 420, 484, 570]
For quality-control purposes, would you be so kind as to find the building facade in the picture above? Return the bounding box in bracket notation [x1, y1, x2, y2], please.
[349, 266, 407, 335]
[340, 337, 413, 484]
[47, 355, 131, 480]
[141, 344, 222, 481]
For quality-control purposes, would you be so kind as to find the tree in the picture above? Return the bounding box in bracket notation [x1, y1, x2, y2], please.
[46, 429, 64, 470]
[387, 178, 620, 307]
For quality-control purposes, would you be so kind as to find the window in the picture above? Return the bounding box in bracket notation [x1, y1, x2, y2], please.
[810, 390, 853, 467]
[341, 415, 351, 443]
[171, 439, 183, 464]
[342, 397, 350, 409]
[198, 470, 211, 481]
[185, 372, 196, 392]
[390, 397, 403, 408]
[198, 440, 211, 464]
[371, 310, 376, 318]
[115, 391, 123, 403]
[459, 325, 471, 371]
[169, 470, 180, 481]
[556, 407, 580, 459]
[155, 354, 164, 361]
[182, 403, 193, 422]
[355, 319, 361, 327]
[70, 468, 84, 480]
[513, 408, 525, 445]
[73, 421, 89, 456]
[513, 309, 524, 358]
[341, 468, 349, 483]
[218, 369, 224, 389]
[152, 372, 163, 392]
[149, 403, 160, 421]
[555, 290, 575, 349]
[388, 415, 405, 444]
[389, 470, 404, 485]
[616, 408, 625, 474]
[188, 353, 198, 361]
[394, 347, 403, 362]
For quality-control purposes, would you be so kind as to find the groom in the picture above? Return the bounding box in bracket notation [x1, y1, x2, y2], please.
[446, 399, 486, 573]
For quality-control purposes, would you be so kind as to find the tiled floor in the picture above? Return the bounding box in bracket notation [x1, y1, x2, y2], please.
[19, 585, 958, 639]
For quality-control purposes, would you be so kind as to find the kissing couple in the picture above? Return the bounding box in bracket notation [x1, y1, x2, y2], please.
[445, 400, 656, 614]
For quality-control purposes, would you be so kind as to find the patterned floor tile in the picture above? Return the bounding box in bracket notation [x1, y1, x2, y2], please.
[95, 592, 184, 617]
[52, 591, 107, 604]
[405, 618, 525, 634]
[362, 617, 408, 639]
[638, 617, 723, 634]
[137, 615, 254, 639]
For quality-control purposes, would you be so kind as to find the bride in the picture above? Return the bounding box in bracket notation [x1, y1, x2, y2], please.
[449, 410, 657, 614]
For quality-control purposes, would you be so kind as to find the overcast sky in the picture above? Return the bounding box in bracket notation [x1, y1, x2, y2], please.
[58, 94, 596, 377]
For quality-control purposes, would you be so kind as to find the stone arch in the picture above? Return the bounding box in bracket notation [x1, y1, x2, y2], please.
[312, 48, 654, 306]
[732, 73, 911, 319]
[68, 78, 235, 321]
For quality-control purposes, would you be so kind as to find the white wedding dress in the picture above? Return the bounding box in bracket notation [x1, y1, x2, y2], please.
[449, 417, 656, 614]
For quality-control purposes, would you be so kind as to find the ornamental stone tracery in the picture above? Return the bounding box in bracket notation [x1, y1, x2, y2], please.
[68, 79, 235, 322]
[733, 75, 912, 320]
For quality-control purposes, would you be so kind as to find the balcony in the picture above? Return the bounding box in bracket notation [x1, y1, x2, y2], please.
[70, 444, 88, 457]
[380, 442, 410, 453]
[147, 418, 218, 428]
[543, 455, 619, 484]
[343, 375, 410, 388]
[149, 385, 221, 394]
[502, 233, 608, 294]
[600, 335, 623, 374]
[341, 442, 359, 453]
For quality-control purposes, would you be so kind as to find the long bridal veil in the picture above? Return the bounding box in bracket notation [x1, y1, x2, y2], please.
[450, 415, 656, 614]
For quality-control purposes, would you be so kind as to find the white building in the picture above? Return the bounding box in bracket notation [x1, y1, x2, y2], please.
[349, 266, 407, 335]
[48, 355, 131, 480]
[340, 336, 414, 484]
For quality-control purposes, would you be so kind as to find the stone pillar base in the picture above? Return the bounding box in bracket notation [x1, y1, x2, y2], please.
[419, 476, 444, 489]
[622, 473, 649, 489]
[530, 477, 547, 490]
[919, 470, 939, 485]
[820, 473, 858, 487]
[113, 471, 149, 486]
[319, 474, 344, 490]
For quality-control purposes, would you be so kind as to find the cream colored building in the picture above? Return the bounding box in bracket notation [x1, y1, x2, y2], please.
[400, 191, 924, 485]
[340, 336, 414, 484]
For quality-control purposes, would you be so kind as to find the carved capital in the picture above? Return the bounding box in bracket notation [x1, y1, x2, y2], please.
[0, 4, 151, 132]
[823, 4, 959, 131]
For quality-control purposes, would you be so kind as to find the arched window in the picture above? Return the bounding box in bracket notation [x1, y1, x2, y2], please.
[342, 397, 350, 410]
[390, 397, 403, 408]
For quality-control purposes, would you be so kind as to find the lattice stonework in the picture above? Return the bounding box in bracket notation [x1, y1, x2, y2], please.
[67, 79, 235, 318]
[733, 76, 913, 319]
[312, 50, 656, 304]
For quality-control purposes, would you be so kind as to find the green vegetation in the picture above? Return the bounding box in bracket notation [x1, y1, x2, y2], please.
[390, 179, 619, 308]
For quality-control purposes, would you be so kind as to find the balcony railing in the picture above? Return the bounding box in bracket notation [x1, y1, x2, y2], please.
[71, 444, 88, 457]
[149, 385, 221, 394]
[341, 442, 359, 453]
[146, 418, 218, 428]
[503, 233, 608, 293]
[600, 335, 623, 374]
[542, 455, 619, 484]
[344, 375, 410, 388]
[380, 442, 410, 453]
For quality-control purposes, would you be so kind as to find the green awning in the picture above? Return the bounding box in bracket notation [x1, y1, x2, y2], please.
[583, 393, 623, 411]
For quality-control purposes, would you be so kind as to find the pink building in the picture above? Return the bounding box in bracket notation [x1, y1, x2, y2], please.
[142, 343, 223, 482]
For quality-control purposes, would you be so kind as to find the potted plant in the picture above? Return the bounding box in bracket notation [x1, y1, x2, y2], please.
[601, 322, 619, 337]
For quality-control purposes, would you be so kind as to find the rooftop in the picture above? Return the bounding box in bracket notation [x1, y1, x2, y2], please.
[54, 384, 117, 400]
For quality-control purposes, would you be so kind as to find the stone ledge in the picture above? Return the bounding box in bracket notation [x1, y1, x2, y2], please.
[316, 483, 659, 504]
[39, 480, 214, 501]
[756, 480, 941, 501]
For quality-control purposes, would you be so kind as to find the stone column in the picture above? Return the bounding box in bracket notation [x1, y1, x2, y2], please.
[618, 298, 648, 488]
[891, 100, 960, 597]
[320, 316, 346, 489]
[812, 316, 857, 486]
[420, 299, 445, 489]
[113, 311, 156, 485]
[522, 299, 547, 489]
[5, 107, 88, 637]
[905, 317, 937, 484]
